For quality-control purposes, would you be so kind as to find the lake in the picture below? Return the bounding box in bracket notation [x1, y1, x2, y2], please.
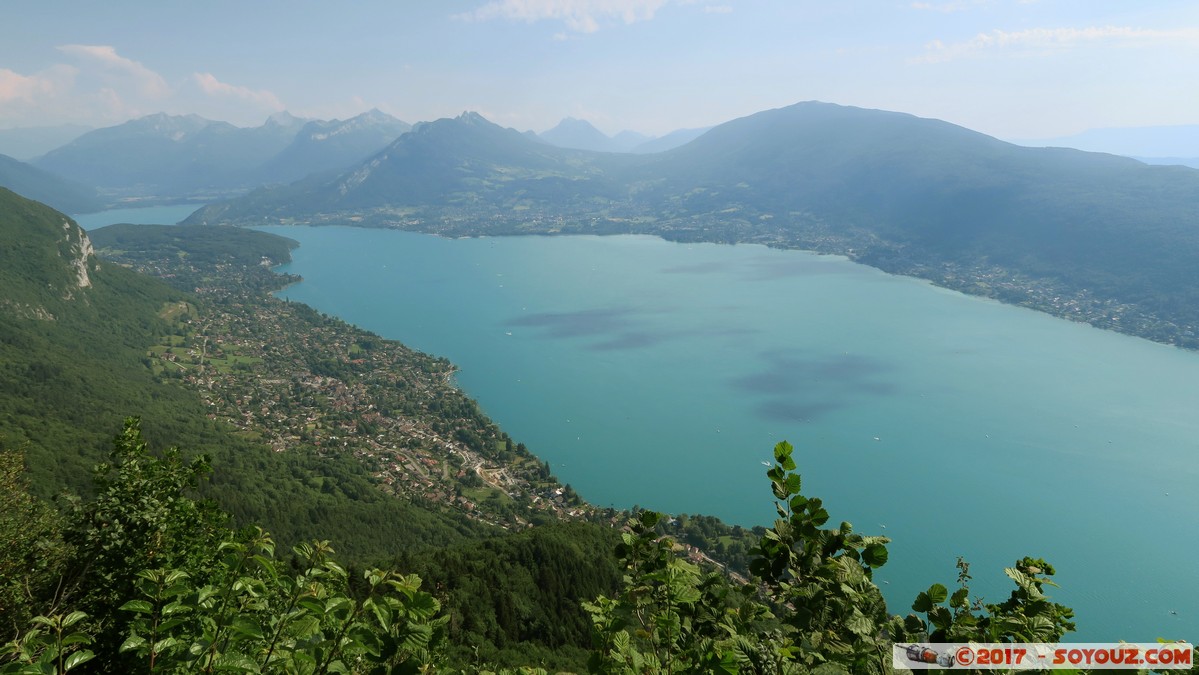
[73, 203, 203, 230]
[266, 225, 1197, 643]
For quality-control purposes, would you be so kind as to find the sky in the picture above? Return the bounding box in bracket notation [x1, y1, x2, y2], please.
[2, 0, 1198, 141]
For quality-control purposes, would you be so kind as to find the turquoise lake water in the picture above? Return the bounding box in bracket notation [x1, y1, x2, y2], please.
[74, 203, 203, 230]
[260, 226, 1199, 642]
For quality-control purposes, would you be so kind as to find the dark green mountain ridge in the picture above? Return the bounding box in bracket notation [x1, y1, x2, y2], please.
[0, 187, 496, 556]
[0, 190, 641, 669]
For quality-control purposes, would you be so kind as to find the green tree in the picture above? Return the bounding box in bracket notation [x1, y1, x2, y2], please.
[55, 418, 227, 672]
[0, 447, 70, 637]
[583, 510, 787, 674]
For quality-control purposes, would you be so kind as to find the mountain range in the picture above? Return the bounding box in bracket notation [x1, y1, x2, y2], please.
[537, 117, 701, 153]
[1018, 124, 1199, 169]
[186, 101, 1199, 348]
[30, 109, 411, 199]
[538, 118, 651, 153]
[0, 153, 104, 213]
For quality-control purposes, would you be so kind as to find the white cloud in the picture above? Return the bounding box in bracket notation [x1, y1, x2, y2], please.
[457, 0, 672, 33]
[0, 47, 289, 128]
[192, 72, 284, 111]
[0, 65, 86, 126]
[916, 25, 1199, 63]
[0, 66, 73, 104]
[56, 44, 170, 98]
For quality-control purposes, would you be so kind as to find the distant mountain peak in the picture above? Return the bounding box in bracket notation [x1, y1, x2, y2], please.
[540, 117, 614, 152]
[456, 111, 492, 126]
[140, 112, 210, 125]
[265, 111, 305, 128]
[543, 117, 605, 134]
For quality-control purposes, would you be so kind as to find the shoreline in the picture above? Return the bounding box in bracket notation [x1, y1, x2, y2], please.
[253, 219, 1198, 353]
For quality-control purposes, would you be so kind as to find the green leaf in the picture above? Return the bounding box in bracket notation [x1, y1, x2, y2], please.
[152, 637, 179, 654]
[161, 600, 187, 617]
[61, 612, 88, 629]
[64, 650, 94, 672]
[119, 635, 146, 653]
[365, 599, 391, 631]
[639, 511, 660, 528]
[213, 650, 260, 671]
[161, 583, 191, 598]
[912, 592, 933, 613]
[58, 633, 91, 648]
[773, 441, 793, 464]
[715, 651, 741, 675]
[612, 630, 631, 655]
[927, 583, 948, 604]
[230, 617, 264, 640]
[772, 481, 789, 500]
[30, 616, 54, 628]
[297, 597, 325, 614]
[950, 588, 970, 609]
[785, 473, 801, 495]
[119, 600, 153, 614]
[164, 569, 191, 585]
[929, 606, 953, 631]
[862, 543, 889, 567]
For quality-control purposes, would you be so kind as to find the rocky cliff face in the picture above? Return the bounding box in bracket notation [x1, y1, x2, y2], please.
[61, 218, 96, 290]
[0, 188, 104, 318]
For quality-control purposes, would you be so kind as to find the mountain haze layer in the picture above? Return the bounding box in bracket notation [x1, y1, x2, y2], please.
[539, 117, 619, 152]
[32, 112, 300, 196]
[189, 112, 631, 223]
[30, 110, 410, 199]
[0, 153, 104, 213]
[0, 124, 92, 161]
[254, 109, 411, 184]
[630, 126, 711, 153]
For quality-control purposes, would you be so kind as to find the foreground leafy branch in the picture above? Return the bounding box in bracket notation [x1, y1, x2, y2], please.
[13, 426, 1189, 674]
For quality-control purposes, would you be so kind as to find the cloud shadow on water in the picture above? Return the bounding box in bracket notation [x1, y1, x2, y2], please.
[507, 307, 640, 339]
[589, 331, 677, 351]
[731, 349, 897, 422]
[507, 307, 758, 352]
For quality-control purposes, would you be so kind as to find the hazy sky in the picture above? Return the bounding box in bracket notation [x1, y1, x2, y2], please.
[2, 0, 1197, 139]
